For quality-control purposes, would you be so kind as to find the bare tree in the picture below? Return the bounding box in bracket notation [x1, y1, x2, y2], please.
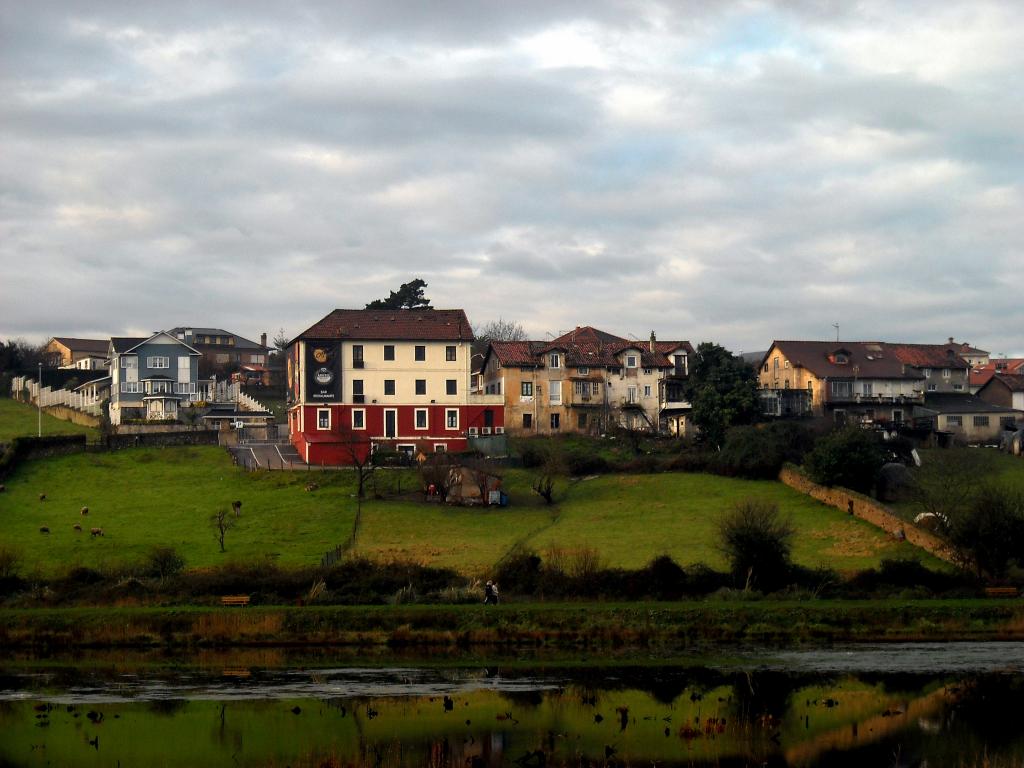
[531, 446, 565, 506]
[912, 449, 994, 524]
[419, 449, 456, 502]
[211, 507, 235, 553]
[474, 318, 527, 343]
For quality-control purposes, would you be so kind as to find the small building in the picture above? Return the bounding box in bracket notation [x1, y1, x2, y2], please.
[167, 327, 270, 376]
[912, 393, 1022, 444]
[976, 373, 1024, 412]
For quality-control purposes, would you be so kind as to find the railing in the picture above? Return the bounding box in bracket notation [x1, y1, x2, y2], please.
[11, 376, 103, 416]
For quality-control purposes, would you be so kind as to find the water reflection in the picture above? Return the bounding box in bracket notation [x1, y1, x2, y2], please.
[1, 644, 1023, 767]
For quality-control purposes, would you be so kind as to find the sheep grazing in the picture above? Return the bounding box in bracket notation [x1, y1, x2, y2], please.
[80, 506, 89, 516]
[39, 525, 50, 534]
[73, 523, 82, 532]
[39, 493, 46, 502]
[0, 484, 5, 493]
[90, 527, 104, 537]
[231, 500, 242, 517]
[305, 482, 319, 492]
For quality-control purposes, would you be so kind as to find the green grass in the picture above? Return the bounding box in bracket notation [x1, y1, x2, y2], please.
[0, 445, 939, 577]
[0, 397, 98, 442]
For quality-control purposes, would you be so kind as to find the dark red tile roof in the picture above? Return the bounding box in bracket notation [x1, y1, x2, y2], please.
[990, 373, 1024, 392]
[551, 326, 628, 345]
[489, 341, 545, 366]
[768, 341, 922, 380]
[51, 337, 110, 354]
[887, 343, 969, 369]
[296, 309, 473, 342]
[971, 359, 1024, 388]
[486, 330, 694, 371]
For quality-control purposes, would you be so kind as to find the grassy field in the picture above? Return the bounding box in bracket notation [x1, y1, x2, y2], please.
[0, 445, 937, 577]
[0, 396, 98, 442]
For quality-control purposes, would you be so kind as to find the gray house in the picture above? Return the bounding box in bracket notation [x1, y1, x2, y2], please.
[108, 332, 210, 425]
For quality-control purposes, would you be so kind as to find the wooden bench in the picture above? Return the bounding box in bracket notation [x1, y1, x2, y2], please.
[220, 595, 251, 607]
[984, 587, 1019, 599]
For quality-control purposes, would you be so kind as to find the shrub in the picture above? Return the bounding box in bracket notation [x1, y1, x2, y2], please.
[0, 547, 21, 579]
[947, 485, 1024, 580]
[804, 426, 886, 494]
[716, 499, 795, 592]
[142, 546, 186, 580]
[715, 422, 816, 480]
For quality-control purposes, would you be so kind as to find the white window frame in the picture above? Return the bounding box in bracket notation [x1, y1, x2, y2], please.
[577, 366, 589, 375]
[120, 381, 140, 393]
[942, 368, 951, 378]
[973, 415, 990, 427]
[923, 368, 932, 378]
[549, 381, 562, 405]
[147, 356, 170, 369]
[317, 408, 331, 431]
[549, 353, 561, 369]
[644, 385, 652, 397]
[947, 415, 963, 427]
[625, 355, 638, 368]
[414, 408, 429, 430]
[120, 355, 138, 369]
[592, 381, 600, 396]
[627, 385, 638, 403]
[445, 409, 459, 430]
[642, 367, 653, 376]
[434, 443, 447, 452]
[351, 408, 366, 430]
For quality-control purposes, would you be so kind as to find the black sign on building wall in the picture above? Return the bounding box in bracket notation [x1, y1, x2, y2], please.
[304, 342, 341, 401]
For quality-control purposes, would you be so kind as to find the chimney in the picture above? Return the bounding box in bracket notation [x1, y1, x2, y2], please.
[649, 331, 656, 352]
[948, 337, 955, 345]
[260, 332, 267, 348]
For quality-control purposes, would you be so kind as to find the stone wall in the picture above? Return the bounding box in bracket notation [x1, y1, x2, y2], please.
[778, 465, 955, 563]
[105, 430, 220, 450]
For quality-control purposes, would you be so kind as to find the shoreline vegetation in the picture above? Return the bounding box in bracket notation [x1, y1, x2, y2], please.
[3, 600, 1024, 650]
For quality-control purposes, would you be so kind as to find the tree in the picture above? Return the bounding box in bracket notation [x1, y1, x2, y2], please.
[474, 318, 527, 343]
[531, 444, 566, 506]
[271, 328, 289, 356]
[365, 278, 432, 310]
[804, 426, 886, 494]
[684, 343, 759, 449]
[946, 485, 1024, 580]
[211, 507, 235, 553]
[419, 449, 456, 502]
[912, 448, 994, 523]
[716, 499, 795, 592]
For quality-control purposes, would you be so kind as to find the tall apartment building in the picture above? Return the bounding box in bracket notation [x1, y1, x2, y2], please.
[287, 309, 504, 464]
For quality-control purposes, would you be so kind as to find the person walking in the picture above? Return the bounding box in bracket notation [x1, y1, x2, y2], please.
[484, 580, 500, 605]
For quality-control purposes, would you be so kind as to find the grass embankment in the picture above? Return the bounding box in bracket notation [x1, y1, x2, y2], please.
[0, 397, 98, 442]
[3, 600, 1024, 649]
[0, 446, 937, 576]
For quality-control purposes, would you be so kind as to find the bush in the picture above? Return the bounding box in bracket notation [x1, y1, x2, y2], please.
[142, 546, 186, 580]
[947, 485, 1024, 580]
[0, 547, 21, 579]
[804, 426, 886, 494]
[716, 499, 795, 592]
[715, 422, 816, 480]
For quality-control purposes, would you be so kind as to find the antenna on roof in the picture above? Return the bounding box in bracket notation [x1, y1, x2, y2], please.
[832, 323, 840, 342]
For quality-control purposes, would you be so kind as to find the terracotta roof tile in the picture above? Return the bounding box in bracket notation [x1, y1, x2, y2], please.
[296, 309, 473, 342]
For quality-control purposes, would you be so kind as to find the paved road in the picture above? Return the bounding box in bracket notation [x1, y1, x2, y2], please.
[230, 442, 306, 470]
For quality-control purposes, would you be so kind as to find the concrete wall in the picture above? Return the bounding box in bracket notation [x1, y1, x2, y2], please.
[43, 405, 101, 428]
[778, 465, 955, 563]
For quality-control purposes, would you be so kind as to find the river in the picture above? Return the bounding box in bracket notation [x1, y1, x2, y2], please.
[3, 643, 1024, 766]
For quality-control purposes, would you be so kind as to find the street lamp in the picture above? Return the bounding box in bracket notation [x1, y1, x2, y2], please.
[37, 362, 42, 437]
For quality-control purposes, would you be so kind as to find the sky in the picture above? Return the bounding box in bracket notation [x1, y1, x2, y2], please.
[2, 1, 1022, 355]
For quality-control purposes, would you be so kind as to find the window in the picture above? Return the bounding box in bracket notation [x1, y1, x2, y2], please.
[317, 408, 331, 430]
[415, 409, 428, 429]
[947, 415, 963, 427]
[383, 345, 395, 361]
[953, 384, 964, 391]
[415, 379, 426, 396]
[352, 345, 364, 367]
[414, 345, 426, 362]
[484, 409, 494, 428]
[574, 380, 588, 395]
[942, 368, 951, 379]
[627, 385, 638, 403]
[784, 361, 790, 369]
[433, 444, 447, 453]
[923, 368, 932, 378]
[121, 356, 137, 369]
[384, 379, 395, 396]
[352, 379, 364, 403]
[831, 381, 852, 399]
[150, 381, 172, 394]
[549, 353, 560, 369]
[147, 356, 169, 369]
[549, 381, 562, 404]
[644, 385, 652, 397]
[352, 409, 365, 429]
[446, 379, 457, 396]
[523, 413, 533, 429]
[446, 346, 456, 362]
[862, 382, 873, 396]
[578, 413, 588, 428]
[763, 363, 769, 372]
[974, 415, 990, 427]
[521, 381, 533, 397]
[892, 409, 903, 423]
[446, 409, 459, 429]
[577, 367, 589, 375]
[592, 381, 600, 396]
[927, 383, 937, 391]
[626, 355, 638, 368]
[119, 381, 140, 393]
[773, 356, 780, 370]
[175, 382, 196, 395]
[550, 413, 560, 429]
[643, 368, 653, 375]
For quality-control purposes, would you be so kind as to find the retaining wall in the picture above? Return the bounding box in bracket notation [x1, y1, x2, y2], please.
[779, 465, 955, 563]
[43, 405, 102, 428]
[105, 430, 220, 450]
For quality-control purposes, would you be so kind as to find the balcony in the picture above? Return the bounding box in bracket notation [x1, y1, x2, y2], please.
[469, 393, 504, 406]
[825, 392, 923, 405]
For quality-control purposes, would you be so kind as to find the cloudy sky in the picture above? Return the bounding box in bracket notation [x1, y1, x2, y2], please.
[2, 1, 1022, 355]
